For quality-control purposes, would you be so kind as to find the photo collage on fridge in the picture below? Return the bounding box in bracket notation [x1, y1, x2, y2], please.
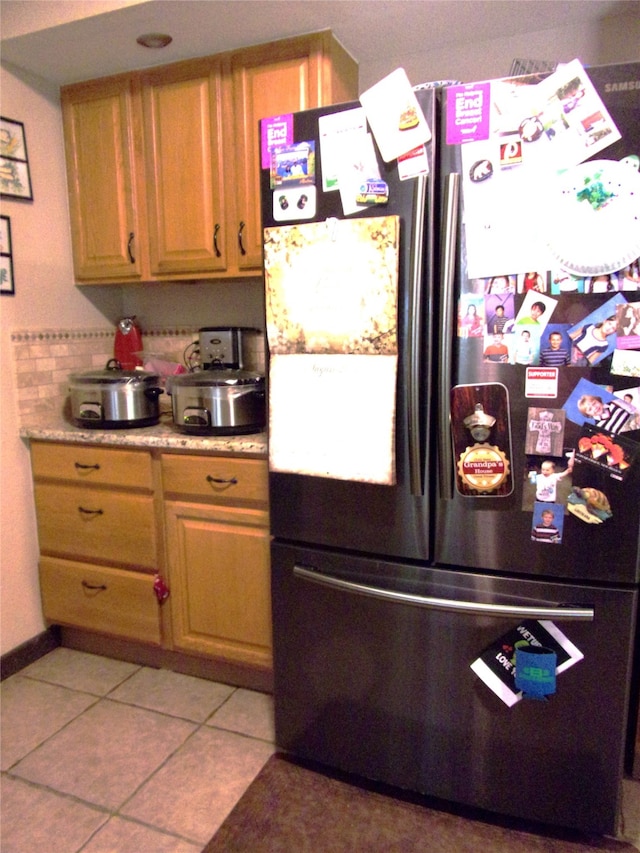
[452, 60, 640, 545]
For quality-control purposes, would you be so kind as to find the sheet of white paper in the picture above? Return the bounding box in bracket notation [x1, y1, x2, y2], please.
[318, 107, 368, 192]
[268, 353, 397, 484]
[460, 60, 622, 279]
[461, 138, 556, 278]
[337, 132, 381, 216]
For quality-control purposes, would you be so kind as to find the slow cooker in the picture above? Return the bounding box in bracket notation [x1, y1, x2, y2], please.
[169, 369, 266, 435]
[69, 360, 163, 428]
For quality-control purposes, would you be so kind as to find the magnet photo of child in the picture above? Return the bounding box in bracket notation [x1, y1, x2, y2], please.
[483, 274, 516, 294]
[615, 302, 640, 349]
[485, 294, 514, 335]
[613, 387, 640, 431]
[510, 328, 540, 365]
[550, 270, 584, 294]
[531, 503, 564, 544]
[514, 291, 556, 331]
[522, 451, 574, 512]
[539, 325, 571, 367]
[567, 293, 627, 366]
[563, 377, 636, 434]
[518, 271, 548, 293]
[458, 295, 484, 337]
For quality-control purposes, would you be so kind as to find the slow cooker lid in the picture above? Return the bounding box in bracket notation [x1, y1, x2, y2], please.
[171, 369, 265, 388]
[69, 368, 161, 386]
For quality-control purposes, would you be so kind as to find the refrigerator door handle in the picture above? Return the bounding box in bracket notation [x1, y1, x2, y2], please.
[408, 174, 428, 496]
[293, 565, 594, 620]
[438, 172, 460, 500]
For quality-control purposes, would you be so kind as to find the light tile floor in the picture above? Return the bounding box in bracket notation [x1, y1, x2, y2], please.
[2, 647, 639, 852]
[1, 648, 275, 852]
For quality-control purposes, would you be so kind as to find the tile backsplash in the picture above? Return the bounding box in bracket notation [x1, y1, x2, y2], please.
[11, 326, 266, 425]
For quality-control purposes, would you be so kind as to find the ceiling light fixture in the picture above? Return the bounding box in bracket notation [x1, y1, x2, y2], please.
[136, 33, 173, 49]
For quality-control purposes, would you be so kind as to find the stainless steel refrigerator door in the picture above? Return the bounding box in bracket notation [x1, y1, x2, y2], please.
[434, 68, 640, 585]
[271, 542, 637, 834]
[261, 91, 437, 562]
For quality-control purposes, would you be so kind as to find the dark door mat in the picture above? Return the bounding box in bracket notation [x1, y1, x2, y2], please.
[203, 753, 637, 852]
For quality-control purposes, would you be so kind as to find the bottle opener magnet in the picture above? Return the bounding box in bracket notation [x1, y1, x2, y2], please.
[451, 383, 514, 496]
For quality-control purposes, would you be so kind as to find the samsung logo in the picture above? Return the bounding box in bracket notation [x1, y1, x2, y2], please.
[604, 80, 640, 92]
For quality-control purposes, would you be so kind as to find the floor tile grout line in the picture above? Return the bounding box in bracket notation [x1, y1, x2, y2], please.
[2, 768, 206, 852]
[2, 651, 276, 851]
[1, 693, 103, 773]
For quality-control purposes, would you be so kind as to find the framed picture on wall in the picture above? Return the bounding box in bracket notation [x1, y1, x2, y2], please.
[0, 116, 33, 201]
[1, 215, 15, 295]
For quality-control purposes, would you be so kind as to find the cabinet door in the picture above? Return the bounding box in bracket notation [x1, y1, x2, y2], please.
[231, 40, 320, 272]
[165, 500, 271, 668]
[61, 77, 145, 281]
[230, 33, 359, 271]
[141, 59, 227, 276]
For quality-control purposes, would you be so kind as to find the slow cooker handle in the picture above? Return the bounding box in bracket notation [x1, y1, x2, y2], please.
[145, 387, 164, 400]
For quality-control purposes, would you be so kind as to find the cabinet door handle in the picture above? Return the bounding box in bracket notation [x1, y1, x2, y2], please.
[81, 580, 107, 591]
[74, 462, 100, 471]
[213, 223, 221, 257]
[127, 232, 135, 264]
[78, 506, 104, 516]
[238, 221, 247, 256]
[206, 475, 238, 486]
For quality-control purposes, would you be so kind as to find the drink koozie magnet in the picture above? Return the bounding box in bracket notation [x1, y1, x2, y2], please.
[515, 645, 557, 700]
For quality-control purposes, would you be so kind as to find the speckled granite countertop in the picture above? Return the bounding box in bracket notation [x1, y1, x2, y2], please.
[20, 411, 267, 458]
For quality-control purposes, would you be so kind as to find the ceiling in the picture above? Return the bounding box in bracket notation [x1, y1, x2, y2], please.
[1, 0, 637, 88]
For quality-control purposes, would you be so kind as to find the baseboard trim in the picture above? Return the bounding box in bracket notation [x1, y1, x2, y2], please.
[0, 627, 61, 681]
[60, 628, 274, 694]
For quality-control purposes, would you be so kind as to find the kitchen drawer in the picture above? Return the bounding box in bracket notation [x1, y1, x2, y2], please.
[161, 454, 268, 504]
[31, 441, 153, 490]
[34, 483, 157, 569]
[40, 556, 162, 644]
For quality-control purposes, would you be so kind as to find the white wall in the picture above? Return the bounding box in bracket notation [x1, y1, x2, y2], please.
[363, 10, 640, 90]
[0, 65, 122, 655]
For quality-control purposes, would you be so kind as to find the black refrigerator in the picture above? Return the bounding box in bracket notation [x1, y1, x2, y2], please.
[259, 62, 640, 835]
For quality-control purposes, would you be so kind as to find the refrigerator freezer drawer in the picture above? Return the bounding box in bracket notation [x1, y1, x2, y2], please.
[271, 542, 637, 834]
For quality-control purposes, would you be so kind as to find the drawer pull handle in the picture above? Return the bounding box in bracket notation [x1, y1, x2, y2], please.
[82, 580, 107, 591]
[206, 475, 238, 486]
[213, 223, 221, 257]
[78, 506, 104, 516]
[74, 462, 100, 471]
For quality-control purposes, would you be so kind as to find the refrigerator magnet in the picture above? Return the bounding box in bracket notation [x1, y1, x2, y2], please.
[451, 383, 514, 496]
[270, 142, 316, 189]
[261, 114, 293, 169]
[567, 486, 613, 523]
[273, 187, 316, 222]
[359, 68, 432, 162]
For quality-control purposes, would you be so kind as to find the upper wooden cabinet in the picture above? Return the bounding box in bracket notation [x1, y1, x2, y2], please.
[61, 76, 147, 281]
[140, 58, 228, 276]
[61, 31, 358, 284]
[230, 33, 360, 271]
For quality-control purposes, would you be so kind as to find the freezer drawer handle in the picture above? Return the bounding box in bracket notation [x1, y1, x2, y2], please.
[293, 565, 594, 620]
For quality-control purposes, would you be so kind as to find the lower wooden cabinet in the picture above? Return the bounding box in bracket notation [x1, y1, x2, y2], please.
[161, 453, 272, 670]
[31, 441, 163, 647]
[164, 501, 271, 668]
[30, 441, 271, 673]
